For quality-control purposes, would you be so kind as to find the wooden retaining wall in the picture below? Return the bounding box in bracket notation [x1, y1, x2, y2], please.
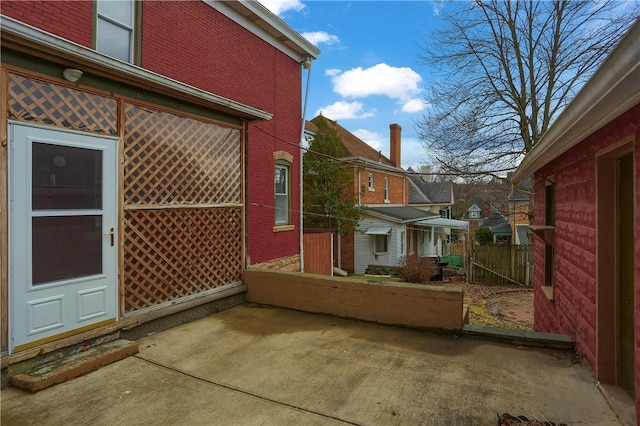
[243, 269, 464, 330]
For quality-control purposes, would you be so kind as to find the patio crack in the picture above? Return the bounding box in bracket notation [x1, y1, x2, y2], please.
[136, 355, 363, 425]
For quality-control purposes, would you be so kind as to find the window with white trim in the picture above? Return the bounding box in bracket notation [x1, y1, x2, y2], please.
[400, 230, 405, 255]
[384, 177, 389, 202]
[96, 0, 136, 63]
[368, 173, 374, 191]
[275, 162, 290, 225]
[375, 234, 388, 253]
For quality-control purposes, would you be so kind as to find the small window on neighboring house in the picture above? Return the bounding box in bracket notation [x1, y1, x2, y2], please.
[469, 210, 480, 219]
[384, 177, 389, 202]
[400, 231, 405, 255]
[544, 182, 555, 287]
[368, 173, 374, 191]
[275, 162, 290, 225]
[96, 0, 137, 63]
[375, 234, 388, 253]
[409, 228, 414, 255]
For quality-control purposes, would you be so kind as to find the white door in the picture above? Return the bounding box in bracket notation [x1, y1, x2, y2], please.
[9, 123, 118, 352]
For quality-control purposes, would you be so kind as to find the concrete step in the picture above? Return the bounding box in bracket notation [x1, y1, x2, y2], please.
[462, 324, 574, 350]
[10, 339, 138, 393]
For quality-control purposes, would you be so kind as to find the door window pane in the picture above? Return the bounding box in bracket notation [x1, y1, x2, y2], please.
[32, 143, 102, 210]
[32, 216, 103, 284]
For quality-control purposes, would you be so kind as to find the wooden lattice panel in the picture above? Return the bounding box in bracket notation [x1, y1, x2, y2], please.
[124, 103, 241, 205]
[7, 72, 118, 135]
[123, 207, 243, 312]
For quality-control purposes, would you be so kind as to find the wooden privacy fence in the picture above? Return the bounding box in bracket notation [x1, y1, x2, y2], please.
[470, 244, 533, 286]
[303, 229, 335, 276]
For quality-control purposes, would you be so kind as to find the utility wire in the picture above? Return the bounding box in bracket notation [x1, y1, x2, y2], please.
[253, 125, 518, 178]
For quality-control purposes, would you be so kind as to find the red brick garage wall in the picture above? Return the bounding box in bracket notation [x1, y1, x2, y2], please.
[532, 104, 640, 406]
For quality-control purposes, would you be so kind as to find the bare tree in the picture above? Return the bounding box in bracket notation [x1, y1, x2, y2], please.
[418, 1, 639, 177]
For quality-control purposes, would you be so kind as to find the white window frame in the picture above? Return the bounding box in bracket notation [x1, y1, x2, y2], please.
[409, 228, 414, 255]
[374, 234, 388, 253]
[275, 163, 290, 225]
[96, 0, 136, 63]
[384, 177, 389, 202]
[368, 173, 374, 191]
[399, 230, 405, 256]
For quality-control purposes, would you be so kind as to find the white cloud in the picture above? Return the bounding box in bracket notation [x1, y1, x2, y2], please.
[258, 0, 304, 16]
[316, 101, 376, 120]
[432, 0, 444, 16]
[352, 129, 384, 153]
[325, 68, 341, 77]
[301, 31, 340, 46]
[330, 63, 422, 103]
[400, 137, 427, 170]
[401, 99, 428, 113]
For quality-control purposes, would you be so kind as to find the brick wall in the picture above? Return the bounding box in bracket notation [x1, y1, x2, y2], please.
[3, 1, 302, 265]
[340, 231, 355, 273]
[2, 1, 94, 47]
[533, 105, 640, 400]
[359, 170, 407, 205]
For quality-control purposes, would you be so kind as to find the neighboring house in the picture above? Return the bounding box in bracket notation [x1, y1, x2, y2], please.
[0, 0, 318, 361]
[305, 116, 463, 274]
[466, 203, 483, 220]
[513, 20, 639, 420]
[507, 183, 532, 245]
[480, 211, 512, 244]
[407, 170, 455, 218]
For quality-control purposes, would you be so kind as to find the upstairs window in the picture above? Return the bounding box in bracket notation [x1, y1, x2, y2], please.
[384, 177, 389, 202]
[96, 0, 136, 63]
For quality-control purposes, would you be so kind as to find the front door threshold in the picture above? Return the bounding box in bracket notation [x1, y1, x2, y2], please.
[9, 339, 138, 393]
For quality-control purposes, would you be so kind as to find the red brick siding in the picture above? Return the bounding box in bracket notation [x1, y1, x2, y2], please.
[340, 231, 355, 273]
[359, 170, 407, 205]
[533, 104, 640, 405]
[3, 1, 303, 265]
[635, 130, 640, 416]
[1, 1, 93, 47]
[138, 1, 302, 265]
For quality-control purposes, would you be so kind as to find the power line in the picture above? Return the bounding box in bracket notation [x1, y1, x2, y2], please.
[252, 124, 518, 179]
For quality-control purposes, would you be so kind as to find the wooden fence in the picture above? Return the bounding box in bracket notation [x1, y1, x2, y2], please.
[303, 229, 335, 276]
[470, 244, 533, 286]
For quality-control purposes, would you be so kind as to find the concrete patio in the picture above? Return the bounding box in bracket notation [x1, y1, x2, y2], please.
[1, 303, 620, 425]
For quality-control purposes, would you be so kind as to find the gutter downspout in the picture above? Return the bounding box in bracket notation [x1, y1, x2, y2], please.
[299, 57, 313, 272]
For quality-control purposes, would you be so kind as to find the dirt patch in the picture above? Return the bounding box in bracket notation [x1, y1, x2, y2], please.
[487, 291, 533, 326]
[441, 282, 534, 331]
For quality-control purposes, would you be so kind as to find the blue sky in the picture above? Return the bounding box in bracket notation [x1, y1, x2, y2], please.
[260, 0, 446, 170]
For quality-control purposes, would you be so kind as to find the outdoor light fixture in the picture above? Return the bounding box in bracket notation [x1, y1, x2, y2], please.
[62, 68, 83, 82]
[301, 56, 312, 70]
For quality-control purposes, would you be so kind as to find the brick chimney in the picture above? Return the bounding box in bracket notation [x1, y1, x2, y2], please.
[389, 124, 401, 167]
